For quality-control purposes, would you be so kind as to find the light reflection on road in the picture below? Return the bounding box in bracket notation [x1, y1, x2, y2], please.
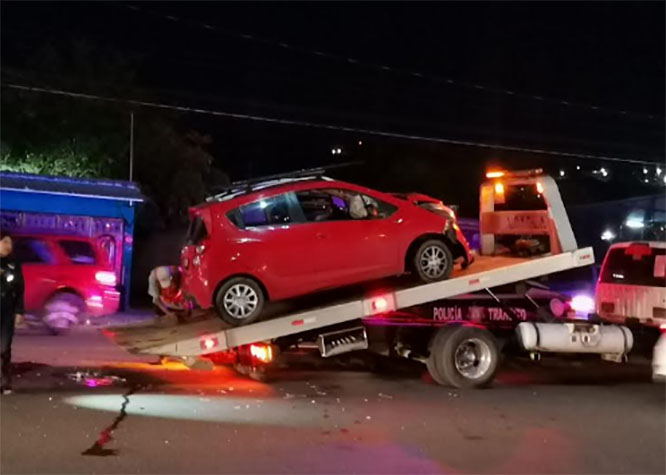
[66, 393, 350, 426]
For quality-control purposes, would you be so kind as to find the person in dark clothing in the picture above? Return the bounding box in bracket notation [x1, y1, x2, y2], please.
[1, 230, 25, 395]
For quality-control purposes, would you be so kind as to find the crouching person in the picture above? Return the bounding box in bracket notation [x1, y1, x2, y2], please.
[147, 266, 191, 325]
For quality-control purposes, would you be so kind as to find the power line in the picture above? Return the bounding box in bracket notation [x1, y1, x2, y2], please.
[3, 82, 663, 166]
[117, 2, 664, 123]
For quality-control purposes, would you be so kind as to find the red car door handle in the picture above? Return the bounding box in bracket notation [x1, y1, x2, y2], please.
[316, 232, 328, 239]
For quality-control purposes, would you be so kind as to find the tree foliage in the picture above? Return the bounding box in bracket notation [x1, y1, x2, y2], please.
[1, 39, 229, 227]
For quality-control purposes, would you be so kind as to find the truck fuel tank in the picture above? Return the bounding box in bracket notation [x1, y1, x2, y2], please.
[516, 321, 633, 357]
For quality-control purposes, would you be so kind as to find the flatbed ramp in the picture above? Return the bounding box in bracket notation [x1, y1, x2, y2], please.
[108, 248, 594, 357]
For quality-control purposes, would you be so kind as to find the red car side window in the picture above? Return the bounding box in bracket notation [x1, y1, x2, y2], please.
[59, 240, 98, 265]
[295, 189, 352, 222]
[232, 194, 292, 228]
[13, 238, 53, 264]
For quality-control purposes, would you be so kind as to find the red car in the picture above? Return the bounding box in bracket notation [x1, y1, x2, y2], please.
[13, 234, 120, 330]
[181, 178, 473, 326]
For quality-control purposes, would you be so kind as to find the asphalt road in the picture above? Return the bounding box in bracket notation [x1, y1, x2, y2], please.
[1, 325, 664, 475]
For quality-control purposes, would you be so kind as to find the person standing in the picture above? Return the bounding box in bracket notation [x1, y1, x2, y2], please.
[0, 231, 25, 395]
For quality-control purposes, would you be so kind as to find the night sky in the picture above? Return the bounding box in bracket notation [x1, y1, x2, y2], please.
[2, 1, 665, 214]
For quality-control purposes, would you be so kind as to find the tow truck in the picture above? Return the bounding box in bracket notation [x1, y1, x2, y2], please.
[108, 169, 636, 388]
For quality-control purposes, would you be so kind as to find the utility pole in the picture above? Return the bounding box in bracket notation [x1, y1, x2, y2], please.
[129, 112, 135, 181]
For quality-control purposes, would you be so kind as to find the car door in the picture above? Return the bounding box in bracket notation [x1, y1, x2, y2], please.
[55, 237, 105, 295]
[12, 236, 58, 312]
[231, 192, 317, 299]
[293, 188, 401, 289]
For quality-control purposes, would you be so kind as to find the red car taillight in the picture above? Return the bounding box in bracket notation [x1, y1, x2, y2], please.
[95, 271, 116, 286]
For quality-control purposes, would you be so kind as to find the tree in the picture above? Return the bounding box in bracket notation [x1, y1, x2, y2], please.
[1, 38, 229, 227]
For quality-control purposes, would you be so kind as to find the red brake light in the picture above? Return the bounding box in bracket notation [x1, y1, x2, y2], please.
[486, 171, 505, 179]
[95, 271, 116, 286]
[372, 297, 388, 312]
[625, 243, 652, 259]
[367, 294, 395, 315]
[250, 344, 273, 363]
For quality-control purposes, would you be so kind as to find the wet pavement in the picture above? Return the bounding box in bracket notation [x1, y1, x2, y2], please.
[1, 327, 665, 474]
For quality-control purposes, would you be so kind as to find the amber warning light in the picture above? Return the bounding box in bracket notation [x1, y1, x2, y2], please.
[494, 182, 506, 204]
[250, 344, 273, 363]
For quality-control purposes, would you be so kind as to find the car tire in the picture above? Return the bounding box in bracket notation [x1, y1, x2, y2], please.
[413, 239, 454, 283]
[215, 277, 265, 326]
[427, 326, 499, 389]
[43, 292, 85, 335]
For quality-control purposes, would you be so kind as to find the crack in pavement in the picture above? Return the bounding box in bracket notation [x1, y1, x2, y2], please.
[81, 385, 141, 456]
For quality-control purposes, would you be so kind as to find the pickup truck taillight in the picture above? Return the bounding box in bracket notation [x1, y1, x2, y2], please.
[95, 271, 117, 286]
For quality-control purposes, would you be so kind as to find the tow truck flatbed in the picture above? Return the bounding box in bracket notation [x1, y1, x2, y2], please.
[107, 170, 643, 389]
[109, 248, 594, 356]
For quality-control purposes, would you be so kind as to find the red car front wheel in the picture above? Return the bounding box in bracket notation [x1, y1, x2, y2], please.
[413, 239, 454, 283]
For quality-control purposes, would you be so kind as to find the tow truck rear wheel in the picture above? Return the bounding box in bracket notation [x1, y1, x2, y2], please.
[427, 326, 499, 389]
